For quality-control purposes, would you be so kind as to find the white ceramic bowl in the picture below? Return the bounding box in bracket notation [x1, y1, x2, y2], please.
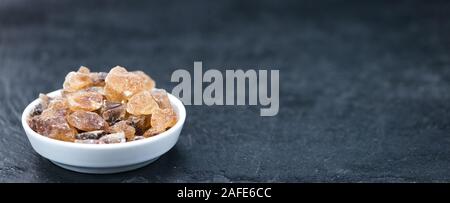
[21, 90, 186, 174]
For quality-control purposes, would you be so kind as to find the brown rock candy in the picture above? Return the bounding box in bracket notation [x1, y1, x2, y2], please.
[28, 107, 76, 142]
[156, 108, 178, 129]
[78, 66, 90, 74]
[103, 85, 121, 102]
[126, 90, 159, 115]
[67, 90, 104, 112]
[37, 95, 69, 116]
[30, 66, 177, 143]
[63, 66, 93, 92]
[101, 100, 126, 124]
[29, 117, 77, 142]
[104, 66, 155, 102]
[143, 108, 177, 137]
[151, 88, 172, 109]
[126, 115, 151, 135]
[67, 110, 108, 131]
[40, 107, 66, 119]
[109, 121, 135, 141]
[143, 127, 163, 137]
[47, 96, 69, 111]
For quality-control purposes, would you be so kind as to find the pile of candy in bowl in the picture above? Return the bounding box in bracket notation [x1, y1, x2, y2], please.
[28, 66, 177, 144]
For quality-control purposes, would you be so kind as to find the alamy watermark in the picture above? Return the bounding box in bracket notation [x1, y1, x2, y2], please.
[171, 61, 279, 116]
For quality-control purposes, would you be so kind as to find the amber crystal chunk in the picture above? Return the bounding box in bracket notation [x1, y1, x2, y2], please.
[104, 66, 155, 102]
[67, 90, 103, 112]
[126, 90, 159, 115]
[109, 121, 135, 141]
[67, 110, 108, 131]
[63, 66, 93, 92]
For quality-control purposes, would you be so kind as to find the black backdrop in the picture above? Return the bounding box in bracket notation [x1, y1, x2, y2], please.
[1, 0, 450, 182]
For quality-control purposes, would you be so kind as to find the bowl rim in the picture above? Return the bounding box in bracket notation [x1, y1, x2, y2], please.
[21, 89, 186, 150]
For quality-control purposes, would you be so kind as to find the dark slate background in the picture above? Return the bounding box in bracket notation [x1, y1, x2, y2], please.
[1, 0, 450, 182]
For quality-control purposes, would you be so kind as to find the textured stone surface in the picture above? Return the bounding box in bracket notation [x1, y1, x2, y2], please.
[1, 0, 450, 182]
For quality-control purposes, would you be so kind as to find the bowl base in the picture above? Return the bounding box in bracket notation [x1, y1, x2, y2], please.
[50, 157, 160, 174]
